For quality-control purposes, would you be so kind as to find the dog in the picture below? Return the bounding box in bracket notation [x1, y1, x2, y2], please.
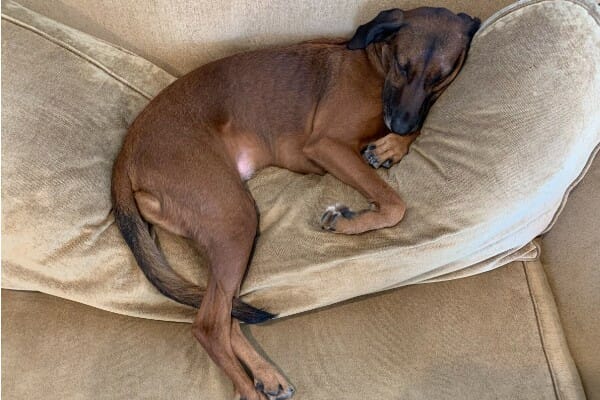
[111, 7, 480, 400]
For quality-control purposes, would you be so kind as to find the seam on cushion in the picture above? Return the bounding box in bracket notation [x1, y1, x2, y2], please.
[542, 142, 600, 234]
[1, 14, 153, 100]
[523, 261, 562, 400]
[478, 0, 599, 36]
[474, 0, 600, 238]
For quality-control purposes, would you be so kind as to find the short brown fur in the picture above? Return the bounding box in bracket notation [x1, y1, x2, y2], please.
[112, 7, 479, 400]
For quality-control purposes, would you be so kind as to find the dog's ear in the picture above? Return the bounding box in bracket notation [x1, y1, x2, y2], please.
[432, 48, 467, 93]
[347, 9, 404, 50]
[458, 13, 481, 39]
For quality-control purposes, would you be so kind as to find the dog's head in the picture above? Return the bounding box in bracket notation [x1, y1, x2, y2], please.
[348, 7, 480, 135]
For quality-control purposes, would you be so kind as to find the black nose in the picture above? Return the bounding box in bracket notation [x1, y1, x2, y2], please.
[391, 111, 418, 135]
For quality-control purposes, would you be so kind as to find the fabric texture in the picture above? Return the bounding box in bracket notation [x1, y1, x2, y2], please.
[542, 153, 600, 398]
[2, 0, 600, 322]
[16, 0, 516, 76]
[1, 261, 585, 399]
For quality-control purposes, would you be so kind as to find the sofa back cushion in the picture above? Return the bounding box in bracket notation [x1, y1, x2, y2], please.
[16, 0, 514, 75]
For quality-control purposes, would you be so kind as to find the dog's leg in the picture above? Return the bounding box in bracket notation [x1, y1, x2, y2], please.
[131, 129, 282, 398]
[193, 279, 263, 400]
[190, 201, 270, 400]
[304, 137, 406, 234]
[231, 322, 294, 400]
[164, 170, 267, 400]
[191, 242, 268, 399]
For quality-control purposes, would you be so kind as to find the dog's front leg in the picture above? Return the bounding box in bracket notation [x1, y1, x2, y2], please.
[303, 137, 406, 234]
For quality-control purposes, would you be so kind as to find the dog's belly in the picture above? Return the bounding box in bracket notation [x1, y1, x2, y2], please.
[220, 123, 324, 180]
[235, 149, 256, 180]
[218, 128, 275, 181]
[232, 137, 324, 180]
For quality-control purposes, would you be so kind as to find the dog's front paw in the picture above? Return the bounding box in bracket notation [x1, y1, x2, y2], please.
[320, 204, 355, 232]
[362, 144, 381, 168]
[362, 144, 392, 169]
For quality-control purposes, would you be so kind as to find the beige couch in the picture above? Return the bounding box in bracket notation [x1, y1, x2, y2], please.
[2, 1, 599, 399]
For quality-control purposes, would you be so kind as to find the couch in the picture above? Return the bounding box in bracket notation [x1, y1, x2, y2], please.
[2, 0, 599, 399]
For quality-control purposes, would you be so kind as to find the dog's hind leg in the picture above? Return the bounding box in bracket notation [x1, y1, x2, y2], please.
[189, 188, 293, 400]
[231, 322, 295, 399]
[189, 189, 268, 400]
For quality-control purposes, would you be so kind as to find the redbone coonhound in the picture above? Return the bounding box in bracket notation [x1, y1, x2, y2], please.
[112, 7, 480, 400]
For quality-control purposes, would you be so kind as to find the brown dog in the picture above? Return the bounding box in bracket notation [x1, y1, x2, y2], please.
[112, 7, 479, 400]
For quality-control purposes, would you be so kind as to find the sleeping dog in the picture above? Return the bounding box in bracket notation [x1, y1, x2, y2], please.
[112, 7, 480, 400]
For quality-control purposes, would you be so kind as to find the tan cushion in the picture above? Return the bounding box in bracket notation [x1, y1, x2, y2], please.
[2, 0, 599, 322]
[16, 0, 514, 76]
[1, 261, 585, 399]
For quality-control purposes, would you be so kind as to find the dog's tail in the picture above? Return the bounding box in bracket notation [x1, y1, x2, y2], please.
[111, 151, 275, 324]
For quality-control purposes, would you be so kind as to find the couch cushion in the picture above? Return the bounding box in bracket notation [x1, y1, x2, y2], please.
[1, 261, 585, 399]
[16, 0, 515, 76]
[2, 0, 599, 322]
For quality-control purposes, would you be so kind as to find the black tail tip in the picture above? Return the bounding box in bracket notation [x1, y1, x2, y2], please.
[233, 301, 277, 324]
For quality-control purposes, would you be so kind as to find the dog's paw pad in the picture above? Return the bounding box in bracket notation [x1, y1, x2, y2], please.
[320, 204, 355, 231]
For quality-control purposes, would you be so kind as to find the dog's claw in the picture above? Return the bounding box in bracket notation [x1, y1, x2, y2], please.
[362, 145, 382, 168]
[262, 385, 295, 400]
[255, 381, 264, 392]
[252, 382, 294, 400]
[381, 158, 393, 168]
[255, 377, 294, 400]
[320, 208, 338, 231]
[320, 204, 355, 231]
[273, 386, 295, 400]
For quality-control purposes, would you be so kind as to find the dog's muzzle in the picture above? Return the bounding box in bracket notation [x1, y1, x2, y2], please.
[384, 110, 420, 135]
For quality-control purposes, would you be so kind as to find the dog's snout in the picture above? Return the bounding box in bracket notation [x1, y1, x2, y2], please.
[391, 119, 413, 135]
[390, 111, 418, 135]
[401, 111, 411, 122]
[383, 82, 424, 135]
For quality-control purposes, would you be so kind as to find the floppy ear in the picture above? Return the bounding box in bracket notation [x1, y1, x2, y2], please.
[432, 49, 467, 93]
[347, 9, 404, 50]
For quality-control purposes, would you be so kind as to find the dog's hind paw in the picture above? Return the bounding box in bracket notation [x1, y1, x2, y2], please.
[273, 386, 295, 400]
[255, 380, 295, 400]
[320, 203, 355, 232]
